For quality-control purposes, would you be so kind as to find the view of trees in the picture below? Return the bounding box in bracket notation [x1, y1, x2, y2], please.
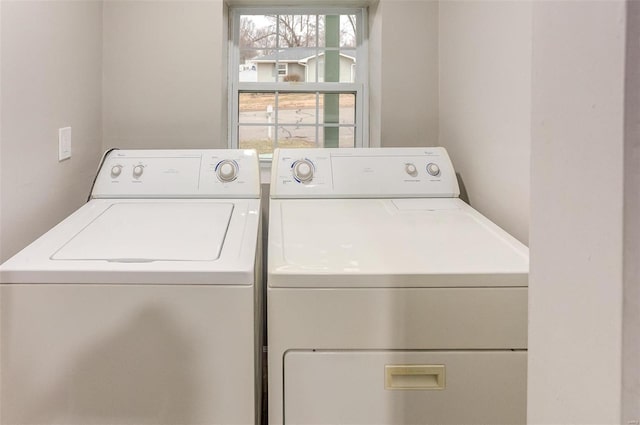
[239, 14, 356, 63]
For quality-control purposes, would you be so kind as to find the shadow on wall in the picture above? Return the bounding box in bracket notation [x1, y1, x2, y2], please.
[456, 172, 470, 205]
[260, 182, 270, 425]
[22, 306, 198, 425]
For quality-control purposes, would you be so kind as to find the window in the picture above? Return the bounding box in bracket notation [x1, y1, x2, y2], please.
[278, 63, 289, 81]
[229, 8, 368, 158]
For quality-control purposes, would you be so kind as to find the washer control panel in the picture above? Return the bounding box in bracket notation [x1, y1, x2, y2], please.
[271, 147, 460, 198]
[92, 149, 260, 198]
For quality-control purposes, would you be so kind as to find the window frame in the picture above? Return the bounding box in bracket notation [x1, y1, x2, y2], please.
[277, 62, 288, 79]
[228, 6, 369, 159]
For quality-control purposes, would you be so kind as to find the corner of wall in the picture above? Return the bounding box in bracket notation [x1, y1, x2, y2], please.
[0, 1, 105, 262]
[367, 0, 382, 148]
[0, 1, 4, 262]
[222, 1, 230, 147]
[623, 0, 640, 421]
[437, 1, 531, 244]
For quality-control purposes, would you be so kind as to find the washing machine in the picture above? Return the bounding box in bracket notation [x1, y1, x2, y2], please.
[268, 147, 529, 425]
[0, 149, 263, 425]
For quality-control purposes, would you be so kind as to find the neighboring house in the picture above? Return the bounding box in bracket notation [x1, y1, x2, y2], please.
[252, 48, 355, 83]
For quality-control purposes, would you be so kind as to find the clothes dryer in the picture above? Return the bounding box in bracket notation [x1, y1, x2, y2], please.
[268, 147, 528, 425]
[1, 149, 262, 425]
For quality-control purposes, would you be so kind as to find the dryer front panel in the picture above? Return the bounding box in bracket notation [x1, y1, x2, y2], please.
[284, 350, 526, 425]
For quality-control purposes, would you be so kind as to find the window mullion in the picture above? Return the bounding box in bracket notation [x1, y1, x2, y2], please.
[275, 15, 280, 83]
[315, 92, 320, 148]
[237, 82, 359, 92]
[315, 14, 319, 83]
[274, 91, 279, 149]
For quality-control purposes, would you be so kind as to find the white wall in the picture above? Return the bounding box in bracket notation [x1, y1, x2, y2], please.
[438, 1, 531, 244]
[100, 0, 441, 151]
[370, 0, 439, 148]
[0, 1, 103, 262]
[528, 1, 630, 423]
[102, 1, 227, 151]
[0, 0, 3, 263]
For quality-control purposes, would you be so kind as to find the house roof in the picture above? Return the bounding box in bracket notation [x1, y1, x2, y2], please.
[252, 48, 355, 63]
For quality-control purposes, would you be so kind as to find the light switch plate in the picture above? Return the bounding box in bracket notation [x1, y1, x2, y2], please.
[58, 127, 71, 161]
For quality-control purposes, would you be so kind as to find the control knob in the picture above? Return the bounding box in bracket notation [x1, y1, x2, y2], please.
[110, 164, 123, 178]
[405, 163, 418, 177]
[426, 163, 440, 177]
[216, 160, 238, 182]
[292, 159, 314, 183]
[132, 164, 145, 179]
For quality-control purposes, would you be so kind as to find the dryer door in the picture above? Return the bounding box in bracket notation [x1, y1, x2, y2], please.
[52, 202, 234, 262]
[284, 350, 526, 425]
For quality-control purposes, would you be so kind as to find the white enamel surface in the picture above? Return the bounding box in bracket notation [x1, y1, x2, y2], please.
[92, 149, 260, 199]
[284, 350, 526, 425]
[53, 203, 233, 262]
[0, 198, 260, 285]
[269, 198, 528, 287]
[271, 147, 460, 199]
[1, 284, 258, 425]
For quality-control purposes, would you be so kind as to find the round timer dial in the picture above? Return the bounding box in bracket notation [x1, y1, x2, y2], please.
[292, 159, 314, 183]
[426, 162, 441, 177]
[216, 160, 239, 182]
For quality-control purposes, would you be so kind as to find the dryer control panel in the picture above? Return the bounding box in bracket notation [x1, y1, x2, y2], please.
[271, 147, 460, 199]
[92, 149, 260, 198]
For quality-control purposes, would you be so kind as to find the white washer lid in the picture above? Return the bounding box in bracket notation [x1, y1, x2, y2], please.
[52, 202, 234, 262]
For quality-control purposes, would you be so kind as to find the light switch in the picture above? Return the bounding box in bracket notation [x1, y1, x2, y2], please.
[58, 127, 71, 161]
